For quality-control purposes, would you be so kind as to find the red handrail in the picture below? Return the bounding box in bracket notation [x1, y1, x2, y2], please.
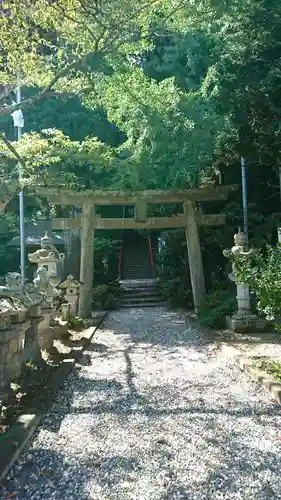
[148, 236, 154, 274]
[118, 246, 123, 277]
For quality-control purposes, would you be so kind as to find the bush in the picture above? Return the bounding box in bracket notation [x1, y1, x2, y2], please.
[235, 244, 281, 328]
[92, 282, 120, 310]
[159, 276, 193, 309]
[68, 316, 85, 330]
[156, 230, 193, 309]
[197, 286, 237, 328]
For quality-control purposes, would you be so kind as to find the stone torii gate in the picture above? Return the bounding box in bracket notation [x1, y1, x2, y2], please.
[36, 185, 237, 317]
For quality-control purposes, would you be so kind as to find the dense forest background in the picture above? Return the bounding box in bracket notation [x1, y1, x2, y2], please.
[0, 0, 280, 318]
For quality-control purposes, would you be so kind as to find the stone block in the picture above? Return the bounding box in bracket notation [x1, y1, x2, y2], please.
[38, 310, 54, 351]
[7, 322, 30, 379]
[0, 312, 11, 331]
[29, 304, 41, 319]
[22, 320, 42, 364]
[0, 323, 29, 401]
[66, 294, 78, 316]
[227, 315, 268, 333]
[61, 303, 71, 321]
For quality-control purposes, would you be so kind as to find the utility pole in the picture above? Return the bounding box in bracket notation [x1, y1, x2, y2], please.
[241, 156, 248, 245]
[14, 80, 25, 282]
[3, 0, 25, 281]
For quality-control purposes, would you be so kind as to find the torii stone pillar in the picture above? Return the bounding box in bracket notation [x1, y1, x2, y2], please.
[78, 203, 95, 318]
[183, 201, 206, 311]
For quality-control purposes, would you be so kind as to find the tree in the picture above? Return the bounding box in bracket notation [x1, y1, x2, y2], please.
[0, 0, 224, 190]
[0, 0, 191, 117]
[98, 68, 222, 188]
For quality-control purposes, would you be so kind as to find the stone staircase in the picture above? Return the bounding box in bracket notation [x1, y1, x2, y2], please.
[119, 279, 165, 308]
[122, 245, 153, 280]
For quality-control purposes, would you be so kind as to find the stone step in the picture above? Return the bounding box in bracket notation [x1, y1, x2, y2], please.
[122, 273, 153, 280]
[120, 294, 164, 303]
[120, 290, 160, 298]
[122, 270, 152, 276]
[122, 266, 152, 273]
[122, 268, 152, 274]
[119, 279, 164, 307]
[120, 301, 165, 308]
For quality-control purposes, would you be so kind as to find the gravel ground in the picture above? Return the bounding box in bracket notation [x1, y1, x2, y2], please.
[224, 335, 281, 362]
[1, 307, 281, 500]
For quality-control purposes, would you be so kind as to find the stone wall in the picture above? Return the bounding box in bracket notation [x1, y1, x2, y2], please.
[0, 301, 55, 403]
[0, 270, 59, 403]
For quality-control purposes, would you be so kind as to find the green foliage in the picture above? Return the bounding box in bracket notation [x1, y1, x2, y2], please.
[0, 213, 19, 276]
[253, 359, 281, 382]
[0, 0, 223, 191]
[1, 0, 281, 193]
[235, 244, 281, 326]
[92, 282, 120, 310]
[197, 285, 237, 329]
[0, 88, 124, 145]
[1, 0, 281, 311]
[0, 0, 189, 88]
[98, 68, 222, 189]
[94, 236, 121, 284]
[202, 0, 281, 167]
[156, 230, 193, 309]
[1, 128, 117, 189]
[68, 316, 85, 331]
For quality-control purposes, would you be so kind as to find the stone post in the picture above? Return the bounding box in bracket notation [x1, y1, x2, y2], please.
[23, 305, 43, 364]
[61, 303, 71, 321]
[1, 280, 30, 379]
[183, 201, 206, 311]
[0, 311, 14, 403]
[37, 308, 54, 352]
[78, 203, 95, 318]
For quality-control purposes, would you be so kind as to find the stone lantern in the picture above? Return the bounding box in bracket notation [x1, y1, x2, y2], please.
[28, 232, 65, 287]
[223, 230, 267, 332]
[59, 275, 81, 317]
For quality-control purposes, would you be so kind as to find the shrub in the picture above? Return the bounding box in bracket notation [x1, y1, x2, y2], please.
[197, 286, 237, 328]
[253, 359, 281, 381]
[156, 230, 193, 309]
[92, 282, 120, 310]
[235, 244, 281, 328]
[159, 276, 193, 309]
[68, 316, 85, 330]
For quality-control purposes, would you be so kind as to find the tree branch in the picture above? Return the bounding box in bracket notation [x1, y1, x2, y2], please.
[52, 3, 98, 43]
[162, 0, 188, 22]
[0, 0, 185, 118]
[0, 55, 89, 117]
[0, 132, 26, 170]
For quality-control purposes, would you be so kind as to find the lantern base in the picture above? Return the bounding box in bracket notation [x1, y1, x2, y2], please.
[226, 314, 268, 333]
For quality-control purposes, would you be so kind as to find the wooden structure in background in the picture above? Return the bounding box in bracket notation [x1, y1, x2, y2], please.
[35, 185, 237, 317]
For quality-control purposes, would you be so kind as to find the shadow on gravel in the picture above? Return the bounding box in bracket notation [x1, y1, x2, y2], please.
[159, 432, 281, 499]
[0, 447, 143, 500]
[0, 448, 73, 499]
[124, 346, 148, 401]
[2, 310, 281, 499]
[2, 435, 279, 500]
[107, 310, 217, 348]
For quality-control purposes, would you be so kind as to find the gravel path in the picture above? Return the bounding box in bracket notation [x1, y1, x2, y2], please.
[1, 308, 281, 500]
